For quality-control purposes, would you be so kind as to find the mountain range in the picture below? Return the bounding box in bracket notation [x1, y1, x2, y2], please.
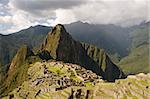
[119, 22, 149, 75]
[0, 21, 149, 98]
[0, 21, 143, 65]
[0, 21, 134, 66]
[0, 21, 149, 73]
[0, 24, 124, 97]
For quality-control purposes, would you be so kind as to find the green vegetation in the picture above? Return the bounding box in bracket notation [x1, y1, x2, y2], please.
[119, 44, 149, 75]
[118, 26, 149, 75]
[48, 66, 68, 76]
[85, 82, 93, 87]
[41, 25, 62, 59]
[0, 25, 50, 66]
[0, 45, 36, 97]
[48, 64, 83, 82]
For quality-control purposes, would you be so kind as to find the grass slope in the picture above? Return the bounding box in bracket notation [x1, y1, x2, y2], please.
[119, 44, 149, 75]
[118, 25, 149, 75]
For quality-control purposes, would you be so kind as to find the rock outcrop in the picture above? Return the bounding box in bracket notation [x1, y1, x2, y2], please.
[0, 45, 34, 96]
[82, 43, 125, 81]
[8, 45, 34, 70]
[41, 24, 82, 63]
[39, 24, 124, 81]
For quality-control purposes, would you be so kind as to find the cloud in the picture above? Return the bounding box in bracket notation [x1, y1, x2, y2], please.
[0, 11, 39, 34]
[55, 0, 149, 26]
[0, 0, 149, 34]
[0, 0, 85, 33]
[54, 9, 77, 25]
[0, 16, 11, 24]
[8, 0, 86, 16]
[10, 0, 86, 10]
[0, 0, 9, 5]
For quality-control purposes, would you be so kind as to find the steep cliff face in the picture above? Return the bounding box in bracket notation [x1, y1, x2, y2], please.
[0, 45, 35, 96]
[8, 45, 33, 71]
[39, 24, 124, 81]
[82, 43, 124, 81]
[41, 24, 81, 63]
[40, 24, 103, 76]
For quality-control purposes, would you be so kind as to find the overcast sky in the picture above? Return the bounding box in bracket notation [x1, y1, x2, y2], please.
[0, 0, 149, 34]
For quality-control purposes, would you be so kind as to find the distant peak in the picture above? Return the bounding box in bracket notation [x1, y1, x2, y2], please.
[70, 21, 88, 25]
[74, 21, 83, 24]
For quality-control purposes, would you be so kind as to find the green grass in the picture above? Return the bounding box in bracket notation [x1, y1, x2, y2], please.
[118, 25, 149, 75]
[48, 66, 68, 77]
[118, 44, 149, 75]
[85, 82, 93, 87]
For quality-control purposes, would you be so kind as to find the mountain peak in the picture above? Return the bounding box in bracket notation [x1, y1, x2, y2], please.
[51, 24, 67, 35]
[39, 24, 124, 81]
[40, 24, 74, 60]
[56, 24, 65, 29]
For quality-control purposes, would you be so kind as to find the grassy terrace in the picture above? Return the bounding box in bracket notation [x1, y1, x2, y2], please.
[2, 62, 150, 99]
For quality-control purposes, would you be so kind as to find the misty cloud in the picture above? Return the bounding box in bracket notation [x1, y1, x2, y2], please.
[0, 0, 149, 34]
[9, 0, 86, 16]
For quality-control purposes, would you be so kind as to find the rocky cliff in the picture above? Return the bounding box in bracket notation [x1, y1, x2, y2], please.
[82, 43, 124, 81]
[39, 24, 124, 81]
[0, 45, 39, 96]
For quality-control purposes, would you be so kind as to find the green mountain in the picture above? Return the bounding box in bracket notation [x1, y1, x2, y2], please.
[118, 23, 149, 75]
[0, 21, 132, 67]
[0, 45, 38, 96]
[0, 26, 50, 84]
[0, 25, 50, 66]
[38, 24, 124, 81]
[0, 21, 149, 82]
[0, 24, 124, 97]
[65, 21, 132, 57]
